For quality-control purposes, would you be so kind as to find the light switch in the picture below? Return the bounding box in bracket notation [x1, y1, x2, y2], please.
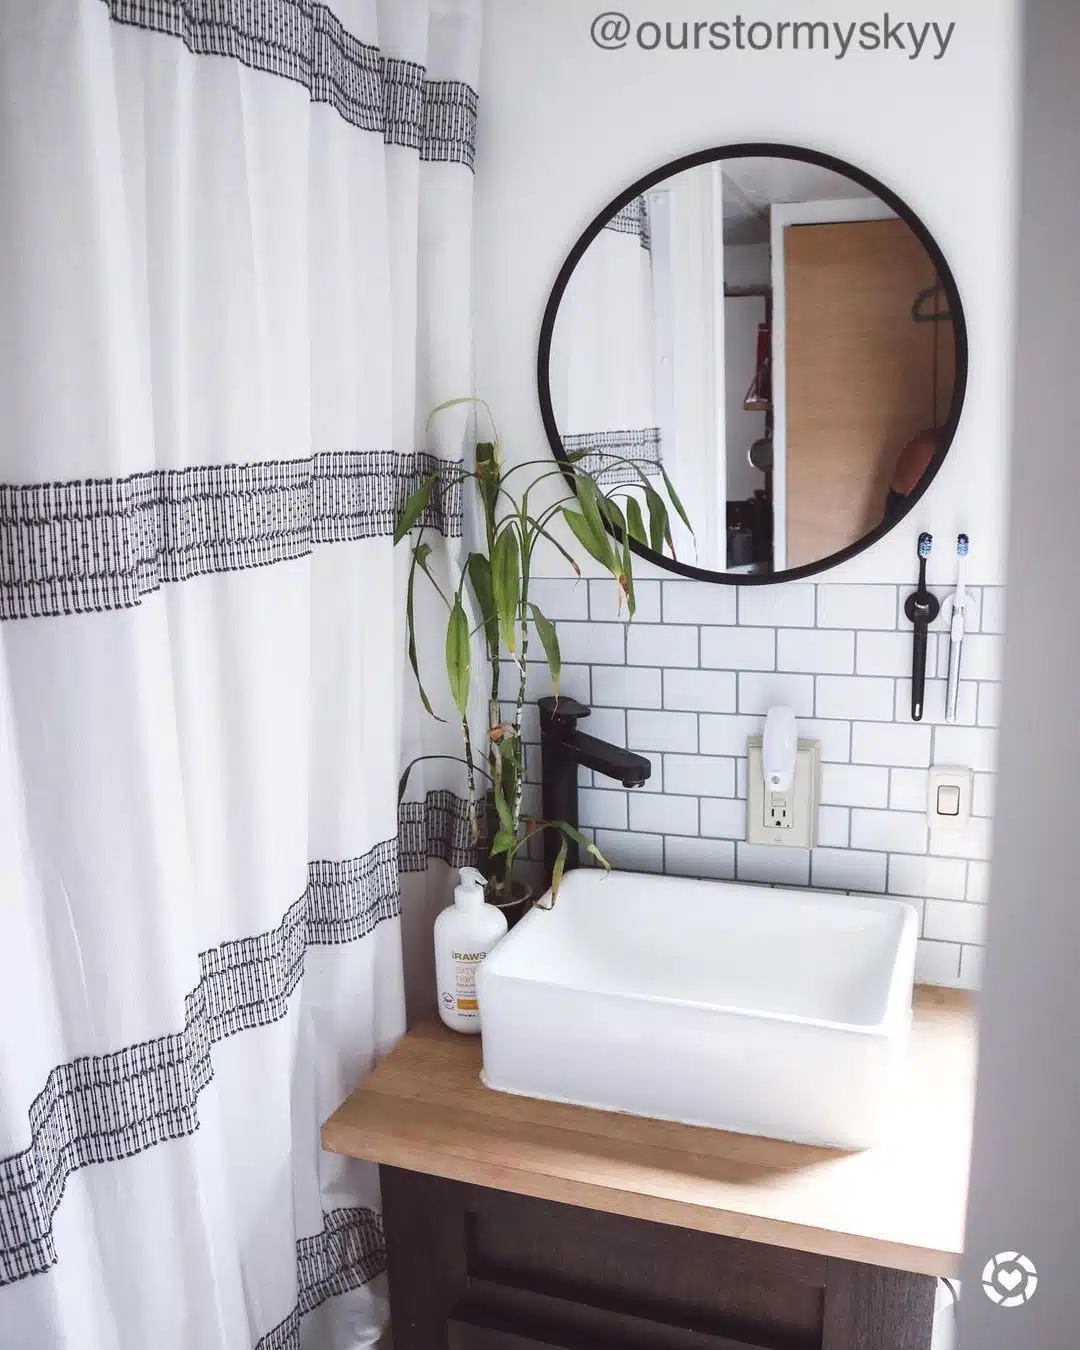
[936, 784, 961, 816]
[927, 766, 973, 832]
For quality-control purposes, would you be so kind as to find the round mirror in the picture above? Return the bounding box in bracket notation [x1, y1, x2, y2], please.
[538, 144, 967, 582]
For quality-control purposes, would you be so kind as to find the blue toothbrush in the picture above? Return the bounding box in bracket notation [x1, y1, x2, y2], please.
[904, 533, 940, 721]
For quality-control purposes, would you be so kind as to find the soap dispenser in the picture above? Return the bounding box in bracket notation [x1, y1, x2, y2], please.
[434, 867, 508, 1034]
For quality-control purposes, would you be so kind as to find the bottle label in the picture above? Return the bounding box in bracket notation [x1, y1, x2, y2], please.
[452, 950, 486, 1012]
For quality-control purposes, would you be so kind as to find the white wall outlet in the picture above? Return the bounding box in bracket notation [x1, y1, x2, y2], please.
[747, 737, 821, 849]
[927, 765, 973, 833]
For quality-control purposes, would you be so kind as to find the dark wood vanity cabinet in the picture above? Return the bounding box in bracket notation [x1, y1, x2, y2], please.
[381, 1166, 937, 1350]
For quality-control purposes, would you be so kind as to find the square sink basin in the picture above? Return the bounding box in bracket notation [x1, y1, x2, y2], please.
[478, 869, 919, 1149]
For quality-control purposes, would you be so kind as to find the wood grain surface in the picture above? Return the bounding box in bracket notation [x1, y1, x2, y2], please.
[322, 987, 975, 1278]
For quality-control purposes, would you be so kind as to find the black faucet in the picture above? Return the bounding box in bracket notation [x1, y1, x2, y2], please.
[538, 695, 651, 882]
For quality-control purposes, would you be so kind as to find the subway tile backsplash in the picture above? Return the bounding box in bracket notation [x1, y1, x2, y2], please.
[522, 578, 1005, 990]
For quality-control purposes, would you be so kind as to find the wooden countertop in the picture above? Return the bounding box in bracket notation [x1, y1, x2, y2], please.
[322, 987, 976, 1278]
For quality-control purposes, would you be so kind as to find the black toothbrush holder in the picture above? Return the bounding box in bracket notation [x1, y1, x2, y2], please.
[904, 532, 940, 721]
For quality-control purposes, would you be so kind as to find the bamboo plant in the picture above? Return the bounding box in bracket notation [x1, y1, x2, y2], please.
[395, 399, 692, 905]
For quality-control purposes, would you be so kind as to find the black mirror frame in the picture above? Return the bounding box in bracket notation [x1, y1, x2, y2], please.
[536, 141, 969, 586]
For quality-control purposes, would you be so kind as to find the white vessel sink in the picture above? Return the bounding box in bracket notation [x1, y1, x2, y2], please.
[478, 869, 918, 1149]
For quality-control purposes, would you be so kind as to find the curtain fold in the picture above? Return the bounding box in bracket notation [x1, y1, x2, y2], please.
[0, 2, 481, 1346]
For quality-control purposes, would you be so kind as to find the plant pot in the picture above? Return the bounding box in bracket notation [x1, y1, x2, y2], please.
[489, 879, 534, 930]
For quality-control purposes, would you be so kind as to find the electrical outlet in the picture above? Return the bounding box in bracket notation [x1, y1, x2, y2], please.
[747, 737, 821, 849]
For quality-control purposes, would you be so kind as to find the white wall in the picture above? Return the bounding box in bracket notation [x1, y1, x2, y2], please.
[474, 0, 1019, 585]
[958, 0, 1080, 1342]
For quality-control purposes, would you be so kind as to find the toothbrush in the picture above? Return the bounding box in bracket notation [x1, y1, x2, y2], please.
[944, 534, 969, 723]
[904, 533, 940, 722]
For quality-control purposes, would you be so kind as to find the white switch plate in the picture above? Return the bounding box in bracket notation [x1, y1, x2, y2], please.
[927, 765, 973, 832]
[747, 738, 821, 849]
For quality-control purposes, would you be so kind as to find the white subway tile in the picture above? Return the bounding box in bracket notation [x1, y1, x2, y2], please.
[700, 796, 748, 840]
[738, 672, 814, 717]
[586, 707, 626, 748]
[888, 853, 967, 900]
[973, 773, 996, 819]
[890, 768, 930, 813]
[736, 757, 748, 798]
[950, 634, 1003, 682]
[817, 675, 895, 722]
[977, 683, 1002, 728]
[894, 678, 978, 726]
[821, 763, 890, 808]
[851, 809, 928, 855]
[816, 806, 850, 848]
[959, 945, 985, 989]
[924, 899, 988, 945]
[929, 816, 993, 862]
[590, 665, 661, 709]
[777, 629, 855, 674]
[980, 587, 1006, 634]
[527, 578, 589, 622]
[797, 719, 852, 763]
[934, 725, 998, 773]
[578, 788, 628, 831]
[664, 668, 737, 714]
[626, 709, 697, 754]
[818, 584, 897, 630]
[811, 848, 887, 893]
[663, 582, 736, 625]
[701, 626, 776, 671]
[736, 843, 810, 886]
[664, 836, 736, 881]
[627, 624, 698, 668]
[857, 631, 932, 677]
[590, 577, 660, 623]
[738, 584, 815, 627]
[663, 754, 737, 798]
[556, 621, 624, 665]
[700, 713, 767, 757]
[915, 939, 962, 986]
[629, 792, 698, 836]
[594, 829, 664, 874]
[967, 861, 991, 904]
[852, 722, 932, 768]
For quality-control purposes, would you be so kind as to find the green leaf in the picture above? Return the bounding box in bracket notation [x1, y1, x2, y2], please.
[393, 474, 438, 545]
[563, 509, 613, 569]
[475, 439, 501, 519]
[491, 526, 521, 656]
[625, 496, 648, 546]
[528, 603, 561, 700]
[551, 819, 611, 871]
[466, 552, 499, 658]
[490, 827, 516, 858]
[644, 485, 673, 556]
[445, 598, 471, 720]
[492, 750, 515, 833]
[659, 465, 694, 538]
[598, 494, 626, 536]
[575, 476, 616, 571]
[405, 546, 443, 720]
[550, 836, 569, 905]
[620, 518, 636, 620]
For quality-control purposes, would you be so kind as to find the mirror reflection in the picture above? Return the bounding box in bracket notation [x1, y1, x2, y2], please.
[546, 153, 961, 577]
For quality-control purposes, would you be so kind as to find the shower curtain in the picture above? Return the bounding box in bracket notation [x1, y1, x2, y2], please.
[0, 2, 480, 1347]
[547, 196, 662, 486]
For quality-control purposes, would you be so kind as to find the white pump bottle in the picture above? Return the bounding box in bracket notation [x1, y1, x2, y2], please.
[434, 867, 508, 1034]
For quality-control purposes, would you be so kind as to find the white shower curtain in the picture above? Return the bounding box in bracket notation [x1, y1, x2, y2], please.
[0, 2, 480, 1347]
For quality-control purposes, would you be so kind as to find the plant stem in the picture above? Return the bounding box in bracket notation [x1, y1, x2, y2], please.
[506, 569, 530, 895]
